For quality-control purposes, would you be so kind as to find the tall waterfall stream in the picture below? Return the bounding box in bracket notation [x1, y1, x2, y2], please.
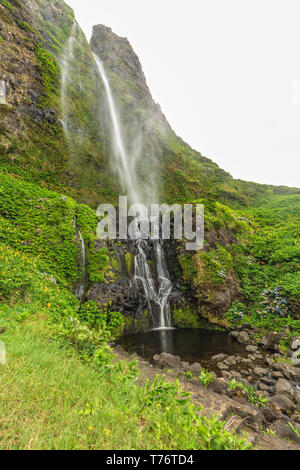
[93, 53, 173, 329]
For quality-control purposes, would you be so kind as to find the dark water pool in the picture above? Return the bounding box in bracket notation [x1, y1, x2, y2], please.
[117, 328, 247, 365]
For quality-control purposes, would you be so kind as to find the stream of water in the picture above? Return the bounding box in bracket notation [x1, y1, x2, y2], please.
[93, 53, 173, 329]
[75, 230, 86, 302]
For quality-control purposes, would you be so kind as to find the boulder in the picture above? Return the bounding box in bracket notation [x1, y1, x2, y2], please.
[257, 382, 271, 392]
[265, 357, 275, 367]
[187, 362, 202, 375]
[222, 371, 232, 381]
[217, 362, 229, 370]
[271, 371, 284, 379]
[237, 331, 250, 344]
[259, 336, 269, 348]
[224, 355, 237, 366]
[212, 353, 227, 361]
[274, 378, 295, 401]
[229, 331, 239, 339]
[269, 418, 300, 442]
[270, 394, 296, 415]
[246, 345, 258, 353]
[273, 362, 300, 380]
[260, 376, 276, 386]
[294, 390, 300, 406]
[290, 337, 300, 350]
[253, 367, 268, 377]
[208, 379, 228, 395]
[229, 402, 264, 432]
[262, 406, 282, 423]
[259, 332, 283, 352]
[152, 352, 182, 370]
[230, 371, 242, 379]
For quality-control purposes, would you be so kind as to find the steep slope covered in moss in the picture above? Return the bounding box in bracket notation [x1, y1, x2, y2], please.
[0, 0, 119, 205]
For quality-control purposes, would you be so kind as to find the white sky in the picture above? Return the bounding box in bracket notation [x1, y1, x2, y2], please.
[67, 0, 300, 188]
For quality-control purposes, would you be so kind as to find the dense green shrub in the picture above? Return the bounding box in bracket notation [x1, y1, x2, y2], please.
[35, 47, 59, 93]
[0, 0, 14, 14]
[172, 306, 201, 328]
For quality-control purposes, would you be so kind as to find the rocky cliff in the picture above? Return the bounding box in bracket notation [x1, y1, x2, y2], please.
[0, 0, 299, 329]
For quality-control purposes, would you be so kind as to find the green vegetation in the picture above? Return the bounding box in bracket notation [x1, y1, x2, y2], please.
[172, 305, 201, 328]
[198, 369, 214, 387]
[0, 243, 250, 450]
[0, 322, 251, 449]
[223, 195, 300, 333]
[227, 380, 268, 408]
[35, 47, 59, 96]
[0, 172, 101, 287]
[0, 0, 15, 14]
[236, 195, 300, 312]
[175, 194, 300, 333]
[17, 20, 36, 33]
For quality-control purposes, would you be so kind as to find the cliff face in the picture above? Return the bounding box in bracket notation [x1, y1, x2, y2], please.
[91, 24, 170, 132]
[1, 1, 298, 207]
[0, 0, 119, 206]
[1, 0, 299, 328]
[0, 0, 73, 175]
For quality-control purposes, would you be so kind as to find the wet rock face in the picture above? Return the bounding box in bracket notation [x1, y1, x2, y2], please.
[87, 239, 151, 332]
[87, 234, 200, 333]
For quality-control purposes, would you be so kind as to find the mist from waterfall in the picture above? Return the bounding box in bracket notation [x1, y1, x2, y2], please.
[93, 53, 173, 329]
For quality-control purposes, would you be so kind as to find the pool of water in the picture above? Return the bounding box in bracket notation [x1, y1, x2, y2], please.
[117, 328, 247, 366]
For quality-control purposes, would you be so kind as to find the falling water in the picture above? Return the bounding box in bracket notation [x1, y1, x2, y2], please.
[93, 54, 139, 204]
[75, 230, 86, 302]
[93, 53, 173, 329]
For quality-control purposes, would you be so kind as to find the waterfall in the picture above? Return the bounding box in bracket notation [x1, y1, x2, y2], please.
[75, 230, 86, 302]
[93, 53, 173, 329]
[93, 54, 139, 204]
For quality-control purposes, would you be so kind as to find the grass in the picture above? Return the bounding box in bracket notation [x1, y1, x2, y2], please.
[0, 322, 144, 450]
[0, 321, 251, 450]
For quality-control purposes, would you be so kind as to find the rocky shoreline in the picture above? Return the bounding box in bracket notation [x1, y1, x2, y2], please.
[115, 325, 300, 447]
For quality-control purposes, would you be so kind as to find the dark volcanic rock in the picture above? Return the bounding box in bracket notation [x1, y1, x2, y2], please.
[274, 378, 295, 401]
[152, 352, 182, 370]
[270, 394, 296, 415]
[269, 419, 300, 442]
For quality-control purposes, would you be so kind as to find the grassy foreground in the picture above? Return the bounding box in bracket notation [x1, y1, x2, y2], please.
[0, 319, 251, 450]
[0, 322, 146, 450]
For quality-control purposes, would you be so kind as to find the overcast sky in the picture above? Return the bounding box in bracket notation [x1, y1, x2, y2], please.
[67, 0, 300, 188]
